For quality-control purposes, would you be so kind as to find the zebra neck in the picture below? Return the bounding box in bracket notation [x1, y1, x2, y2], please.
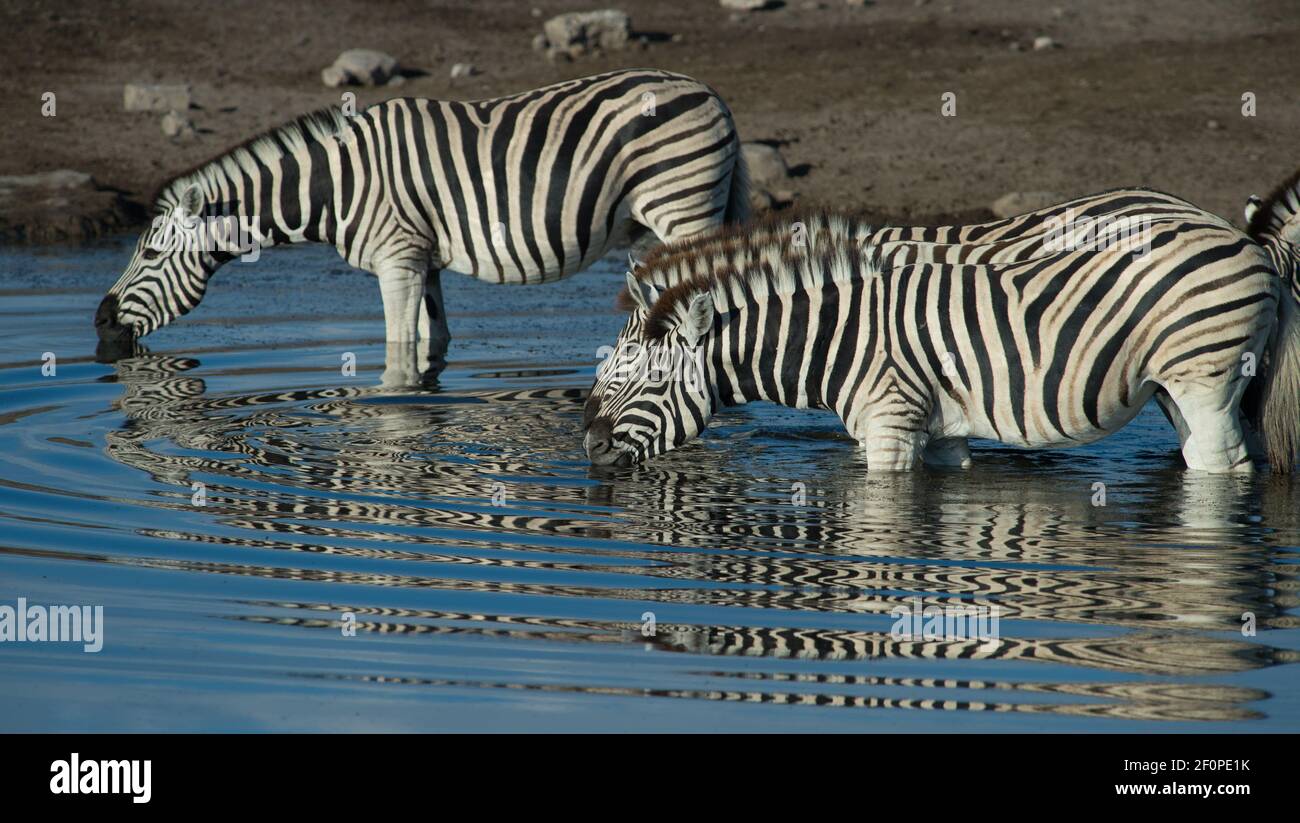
[710, 288, 844, 413]
[197, 141, 339, 251]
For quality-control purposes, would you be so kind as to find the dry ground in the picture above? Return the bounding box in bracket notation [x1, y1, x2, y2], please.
[2, 0, 1298, 238]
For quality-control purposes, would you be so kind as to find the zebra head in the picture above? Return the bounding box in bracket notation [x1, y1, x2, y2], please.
[583, 273, 716, 466]
[582, 261, 652, 434]
[97, 182, 229, 347]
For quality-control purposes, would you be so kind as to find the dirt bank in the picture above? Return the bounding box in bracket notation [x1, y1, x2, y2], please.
[2, 0, 1297, 240]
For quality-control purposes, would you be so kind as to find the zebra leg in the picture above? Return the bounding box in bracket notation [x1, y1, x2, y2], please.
[418, 268, 451, 381]
[376, 265, 426, 388]
[377, 265, 426, 343]
[381, 342, 420, 389]
[858, 415, 927, 471]
[923, 437, 972, 468]
[1153, 388, 1191, 449]
[1162, 386, 1254, 473]
[1154, 387, 1264, 463]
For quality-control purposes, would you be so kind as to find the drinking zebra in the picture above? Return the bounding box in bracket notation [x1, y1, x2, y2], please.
[584, 179, 1300, 472]
[585, 188, 1254, 466]
[96, 69, 749, 380]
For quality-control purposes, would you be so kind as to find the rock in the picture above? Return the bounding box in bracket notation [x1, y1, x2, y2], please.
[161, 110, 195, 140]
[991, 191, 1061, 219]
[1206, 119, 1222, 131]
[450, 63, 477, 79]
[123, 83, 191, 113]
[539, 10, 631, 58]
[742, 142, 796, 211]
[721, 0, 772, 9]
[1032, 35, 1057, 51]
[1, 169, 91, 191]
[321, 49, 399, 87]
[0, 171, 145, 244]
[743, 142, 790, 189]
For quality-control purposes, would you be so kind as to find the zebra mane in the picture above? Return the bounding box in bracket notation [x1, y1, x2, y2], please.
[149, 106, 351, 210]
[632, 208, 869, 280]
[621, 208, 873, 317]
[1246, 166, 1300, 244]
[639, 212, 873, 341]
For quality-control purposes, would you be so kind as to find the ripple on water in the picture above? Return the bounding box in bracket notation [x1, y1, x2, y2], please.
[0, 244, 1298, 731]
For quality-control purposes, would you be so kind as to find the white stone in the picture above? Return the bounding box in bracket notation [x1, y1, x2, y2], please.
[0, 170, 93, 191]
[124, 84, 191, 113]
[991, 191, 1061, 219]
[742, 142, 791, 189]
[542, 10, 631, 56]
[321, 49, 399, 87]
[741, 142, 796, 211]
[161, 110, 195, 140]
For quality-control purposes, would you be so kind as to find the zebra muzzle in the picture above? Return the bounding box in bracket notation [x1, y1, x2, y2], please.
[584, 418, 634, 467]
[94, 294, 133, 343]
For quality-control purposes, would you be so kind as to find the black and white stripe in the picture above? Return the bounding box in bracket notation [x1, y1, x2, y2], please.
[98, 69, 748, 376]
[586, 190, 1297, 472]
[586, 189, 1255, 462]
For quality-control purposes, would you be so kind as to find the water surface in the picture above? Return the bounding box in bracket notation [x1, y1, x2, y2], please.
[1, 240, 1297, 732]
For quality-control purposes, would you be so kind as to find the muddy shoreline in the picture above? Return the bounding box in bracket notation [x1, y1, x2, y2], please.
[2, 0, 1297, 241]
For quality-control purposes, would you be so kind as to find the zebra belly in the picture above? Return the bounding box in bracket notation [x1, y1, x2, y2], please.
[944, 378, 1160, 449]
[442, 226, 620, 285]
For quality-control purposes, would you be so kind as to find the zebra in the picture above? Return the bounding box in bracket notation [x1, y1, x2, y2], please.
[585, 189, 1257, 466]
[95, 69, 749, 382]
[583, 183, 1300, 472]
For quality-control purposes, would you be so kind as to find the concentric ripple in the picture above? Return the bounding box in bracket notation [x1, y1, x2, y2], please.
[0, 241, 1298, 731]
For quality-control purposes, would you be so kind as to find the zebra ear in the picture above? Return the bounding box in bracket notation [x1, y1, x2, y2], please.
[624, 271, 658, 311]
[680, 292, 713, 346]
[178, 183, 204, 218]
[1245, 195, 1263, 225]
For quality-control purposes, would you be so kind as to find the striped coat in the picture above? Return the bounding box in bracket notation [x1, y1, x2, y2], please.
[98, 69, 748, 383]
[585, 188, 1299, 473]
[587, 189, 1252, 464]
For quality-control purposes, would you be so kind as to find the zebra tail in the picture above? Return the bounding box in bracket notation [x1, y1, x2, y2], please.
[1257, 276, 1300, 472]
[724, 139, 751, 225]
[1245, 169, 1300, 472]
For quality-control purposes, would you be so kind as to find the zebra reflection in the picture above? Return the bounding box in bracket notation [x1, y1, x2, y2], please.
[101, 356, 1299, 722]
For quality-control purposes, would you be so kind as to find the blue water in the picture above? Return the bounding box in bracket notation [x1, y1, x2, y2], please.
[0, 238, 1297, 732]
